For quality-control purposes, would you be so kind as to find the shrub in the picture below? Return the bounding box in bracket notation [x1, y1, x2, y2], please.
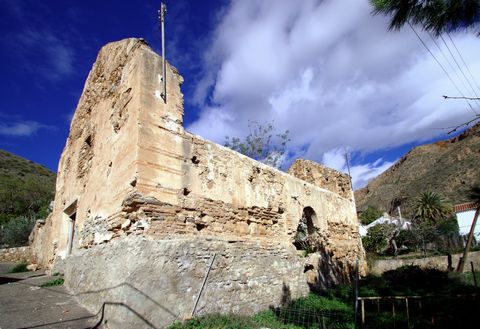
[362, 224, 396, 254]
[8, 262, 28, 273]
[395, 229, 417, 250]
[359, 206, 383, 225]
[40, 278, 64, 287]
[0, 215, 36, 247]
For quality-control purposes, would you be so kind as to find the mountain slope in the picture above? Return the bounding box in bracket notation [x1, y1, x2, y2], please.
[0, 149, 56, 224]
[355, 123, 480, 217]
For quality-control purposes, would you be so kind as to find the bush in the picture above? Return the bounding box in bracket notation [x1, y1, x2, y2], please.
[359, 206, 383, 225]
[41, 278, 64, 287]
[8, 262, 28, 273]
[362, 224, 396, 254]
[395, 229, 417, 250]
[0, 215, 36, 247]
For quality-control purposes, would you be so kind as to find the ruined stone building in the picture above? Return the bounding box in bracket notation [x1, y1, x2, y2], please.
[31, 38, 365, 328]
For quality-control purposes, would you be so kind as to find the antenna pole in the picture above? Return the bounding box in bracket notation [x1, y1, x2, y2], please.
[344, 148, 352, 186]
[159, 3, 167, 103]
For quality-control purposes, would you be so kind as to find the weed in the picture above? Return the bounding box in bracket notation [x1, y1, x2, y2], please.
[40, 278, 64, 287]
[8, 262, 28, 273]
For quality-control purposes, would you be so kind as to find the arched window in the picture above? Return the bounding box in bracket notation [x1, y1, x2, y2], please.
[293, 206, 318, 251]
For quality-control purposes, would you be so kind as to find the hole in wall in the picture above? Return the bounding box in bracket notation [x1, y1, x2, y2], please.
[191, 156, 200, 164]
[304, 264, 314, 273]
[85, 135, 93, 147]
[196, 223, 206, 231]
[183, 188, 191, 196]
[293, 206, 319, 252]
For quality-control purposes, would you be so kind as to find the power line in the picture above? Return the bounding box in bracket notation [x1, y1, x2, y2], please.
[427, 32, 480, 108]
[408, 23, 478, 116]
[440, 34, 480, 105]
[447, 32, 480, 95]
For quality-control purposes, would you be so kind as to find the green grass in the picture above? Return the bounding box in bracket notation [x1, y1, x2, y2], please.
[40, 278, 64, 287]
[168, 292, 355, 329]
[168, 311, 305, 329]
[8, 262, 28, 273]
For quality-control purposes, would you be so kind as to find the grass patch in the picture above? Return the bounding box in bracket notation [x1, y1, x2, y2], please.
[40, 278, 64, 287]
[168, 312, 305, 329]
[8, 262, 28, 273]
[168, 293, 355, 329]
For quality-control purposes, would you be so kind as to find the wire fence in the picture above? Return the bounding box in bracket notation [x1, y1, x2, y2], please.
[271, 306, 351, 329]
[357, 293, 480, 329]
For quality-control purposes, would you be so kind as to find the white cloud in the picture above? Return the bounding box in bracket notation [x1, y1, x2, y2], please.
[13, 29, 75, 82]
[0, 120, 53, 137]
[321, 148, 395, 189]
[187, 0, 480, 187]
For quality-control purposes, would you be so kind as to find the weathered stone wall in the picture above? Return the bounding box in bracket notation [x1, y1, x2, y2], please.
[0, 246, 33, 263]
[58, 235, 309, 328]
[288, 159, 353, 201]
[31, 38, 365, 328]
[369, 251, 480, 275]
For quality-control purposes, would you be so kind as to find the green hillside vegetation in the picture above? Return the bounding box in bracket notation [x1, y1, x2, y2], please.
[0, 149, 56, 247]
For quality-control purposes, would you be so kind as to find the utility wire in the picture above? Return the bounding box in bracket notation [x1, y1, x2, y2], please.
[447, 32, 480, 94]
[440, 34, 480, 104]
[427, 32, 480, 107]
[408, 23, 478, 116]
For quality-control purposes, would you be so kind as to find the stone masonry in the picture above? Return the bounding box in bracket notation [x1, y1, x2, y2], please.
[30, 38, 365, 328]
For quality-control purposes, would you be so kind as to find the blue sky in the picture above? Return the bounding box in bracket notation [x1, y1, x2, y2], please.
[1, 0, 479, 189]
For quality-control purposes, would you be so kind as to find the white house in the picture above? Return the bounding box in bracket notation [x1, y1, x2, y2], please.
[359, 213, 412, 237]
[454, 202, 480, 245]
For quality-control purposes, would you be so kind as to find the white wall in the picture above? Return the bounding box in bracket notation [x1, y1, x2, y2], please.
[456, 210, 480, 244]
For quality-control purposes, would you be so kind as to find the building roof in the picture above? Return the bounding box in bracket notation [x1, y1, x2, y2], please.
[454, 202, 478, 213]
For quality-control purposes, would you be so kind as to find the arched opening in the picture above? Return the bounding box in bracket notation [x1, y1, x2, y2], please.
[293, 206, 319, 252]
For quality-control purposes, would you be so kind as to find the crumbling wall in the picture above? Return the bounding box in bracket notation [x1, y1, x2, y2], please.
[288, 159, 353, 201]
[0, 246, 33, 263]
[60, 235, 309, 329]
[32, 38, 365, 328]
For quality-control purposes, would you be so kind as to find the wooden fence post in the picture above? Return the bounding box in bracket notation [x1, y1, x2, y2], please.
[471, 261, 478, 288]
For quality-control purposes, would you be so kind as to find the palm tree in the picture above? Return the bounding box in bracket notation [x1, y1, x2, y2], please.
[370, 0, 480, 36]
[414, 191, 453, 223]
[457, 184, 480, 272]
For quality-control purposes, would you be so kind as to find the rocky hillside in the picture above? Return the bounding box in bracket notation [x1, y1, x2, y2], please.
[355, 123, 480, 218]
[0, 149, 56, 224]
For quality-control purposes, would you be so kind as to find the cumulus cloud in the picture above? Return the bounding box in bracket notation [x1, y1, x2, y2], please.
[187, 0, 480, 188]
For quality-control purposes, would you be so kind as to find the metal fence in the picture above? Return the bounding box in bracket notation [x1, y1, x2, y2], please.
[272, 306, 350, 329]
[357, 293, 480, 329]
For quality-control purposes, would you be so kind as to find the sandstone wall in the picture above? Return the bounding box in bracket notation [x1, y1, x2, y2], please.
[32, 38, 365, 328]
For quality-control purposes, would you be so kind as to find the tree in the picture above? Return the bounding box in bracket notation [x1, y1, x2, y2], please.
[224, 121, 290, 169]
[414, 191, 453, 223]
[457, 183, 480, 272]
[359, 206, 384, 225]
[370, 0, 480, 36]
[362, 223, 397, 254]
